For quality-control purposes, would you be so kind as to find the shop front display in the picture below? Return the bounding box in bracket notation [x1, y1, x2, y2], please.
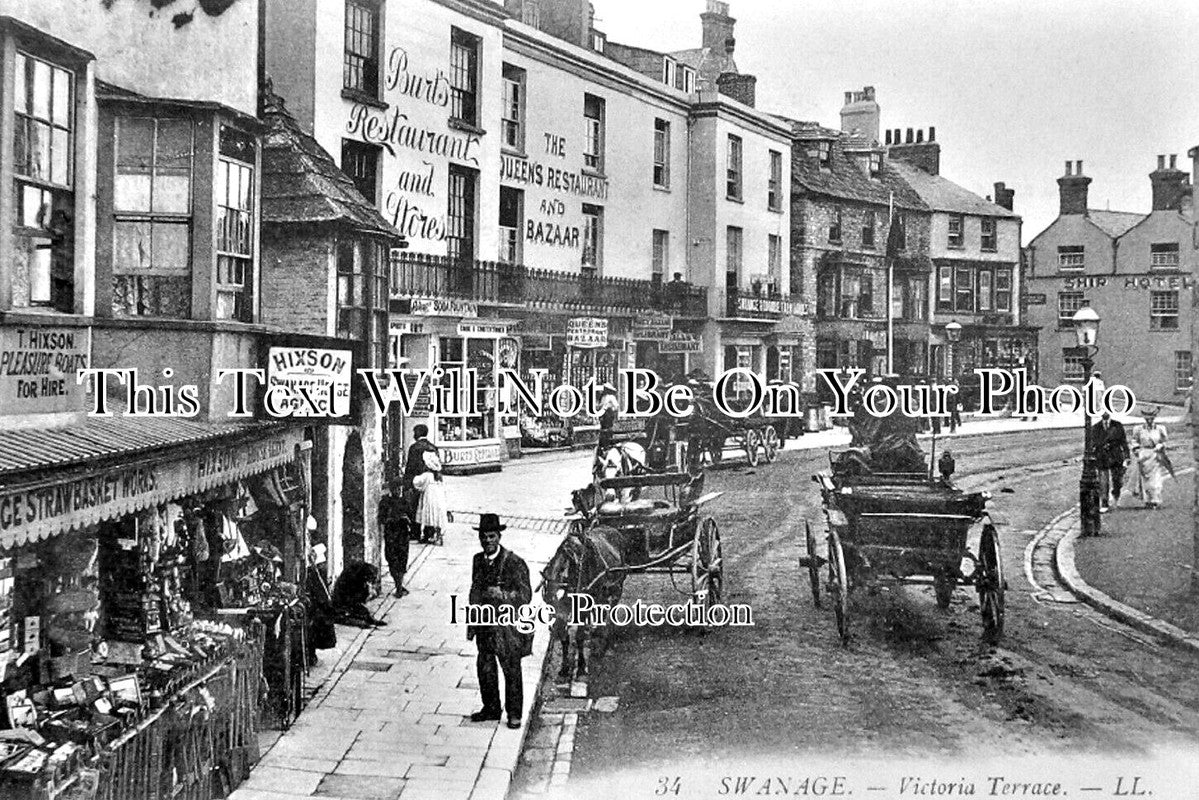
[0, 426, 310, 800]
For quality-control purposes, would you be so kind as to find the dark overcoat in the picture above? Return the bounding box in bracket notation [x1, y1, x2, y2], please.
[468, 546, 533, 659]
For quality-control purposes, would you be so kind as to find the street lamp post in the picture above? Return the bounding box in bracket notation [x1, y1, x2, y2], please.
[1073, 306, 1102, 537]
[945, 321, 962, 379]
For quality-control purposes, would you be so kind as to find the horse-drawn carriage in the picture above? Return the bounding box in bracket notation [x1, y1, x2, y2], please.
[803, 453, 1005, 645]
[545, 471, 724, 680]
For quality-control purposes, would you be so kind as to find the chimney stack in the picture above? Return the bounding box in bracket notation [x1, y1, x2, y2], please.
[1150, 153, 1189, 211]
[1057, 159, 1091, 215]
[717, 72, 756, 107]
[701, 0, 736, 52]
[993, 181, 1015, 211]
[839, 86, 880, 143]
[887, 126, 941, 175]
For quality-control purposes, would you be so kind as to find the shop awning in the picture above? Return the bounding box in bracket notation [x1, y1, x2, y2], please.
[0, 418, 305, 551]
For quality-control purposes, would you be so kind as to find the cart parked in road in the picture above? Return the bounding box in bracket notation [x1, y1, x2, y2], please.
[803, 455, 1004, 644]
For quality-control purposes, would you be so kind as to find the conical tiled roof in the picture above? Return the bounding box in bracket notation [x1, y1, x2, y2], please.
[260, 91, 401, 240]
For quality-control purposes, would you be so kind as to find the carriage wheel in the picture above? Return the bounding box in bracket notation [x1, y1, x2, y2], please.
[933, 572, 955, 609]
[761, 425, 780, 463]
[743, 429, 761, 467]
[691, 518, 723, 616]
[977, 524, 1005, 642]
[804, 520, 821, 608]
[827, 529, 850, 645]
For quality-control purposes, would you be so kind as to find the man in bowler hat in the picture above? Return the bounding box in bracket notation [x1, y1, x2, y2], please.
[468, 513, 533, 729]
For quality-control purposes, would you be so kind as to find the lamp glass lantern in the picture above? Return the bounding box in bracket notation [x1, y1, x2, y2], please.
[945, 321, 962, 343]
[1072, 306, 1100, 347]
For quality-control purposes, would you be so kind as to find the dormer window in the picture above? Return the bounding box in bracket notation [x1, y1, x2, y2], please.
[678, 66, 696, 93]
[868, 152, 882, 177]
[591, 31, 606, 53]
[818, 140, 832, 167]
[663, 58, 677, 88]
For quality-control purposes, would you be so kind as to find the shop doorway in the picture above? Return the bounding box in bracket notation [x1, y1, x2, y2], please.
[341, 431, 365, 566]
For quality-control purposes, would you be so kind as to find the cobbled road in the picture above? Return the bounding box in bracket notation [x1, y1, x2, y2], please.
[551, 429, 1199, 782]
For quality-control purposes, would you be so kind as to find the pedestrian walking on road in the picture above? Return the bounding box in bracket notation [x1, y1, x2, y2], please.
[379, 482, 410, 597]
[1094, 412, 1130, 512]
[1130, 408, 1169, 508]
[468, 513, 533, 730]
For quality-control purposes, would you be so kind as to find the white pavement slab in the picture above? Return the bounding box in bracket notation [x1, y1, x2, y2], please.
[229, 521, 561, 800]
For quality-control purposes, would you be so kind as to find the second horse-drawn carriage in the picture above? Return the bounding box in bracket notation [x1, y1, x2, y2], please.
[801, 386, 1006, 645]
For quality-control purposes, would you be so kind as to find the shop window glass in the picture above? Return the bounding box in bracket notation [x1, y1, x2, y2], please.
[437, 336, 497, 441]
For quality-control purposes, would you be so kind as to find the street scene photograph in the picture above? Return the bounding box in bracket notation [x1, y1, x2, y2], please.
[0, 0, 1197, 799]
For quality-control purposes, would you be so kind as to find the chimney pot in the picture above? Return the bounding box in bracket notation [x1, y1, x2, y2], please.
[1170, 154, 1177, 169]
[1158, 155, 1165, 170]
[916, 129, 924, 143]
[844, 91, 853, 105]
[1076, 160, 1083, 174]
[929, 126, 936, 142]
[906, 128, 914, 144]
[884, 130, 891, 145]
[1065, 160, 1072, 176]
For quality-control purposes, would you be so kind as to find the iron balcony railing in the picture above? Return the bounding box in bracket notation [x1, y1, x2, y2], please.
[389, 253, 707, 316]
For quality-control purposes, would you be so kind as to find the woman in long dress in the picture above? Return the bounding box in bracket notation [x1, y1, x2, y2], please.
[1131, 409, 1169, 508]
[414, 452, 449, 545]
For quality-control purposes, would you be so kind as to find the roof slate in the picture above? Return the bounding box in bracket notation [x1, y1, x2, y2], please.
[1086, 209, 1146, 238]
[788, 124, 927, 211]
[889, 161, 1018, 218]
[260, 92, 401, 239]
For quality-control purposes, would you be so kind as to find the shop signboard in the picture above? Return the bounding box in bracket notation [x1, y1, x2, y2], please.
[0, 326, 90, 416]
[458, 321, 510, 337]
[259, 334, 365, 424]
[0, 428, 303, 550]
[658, 332, 703, 354]
[521, 334, 554, 351]
[440, 442, 504, 470]
[566, 317, 608, 349]
[632, 313, 673, 342]
[267, 346, 353, 419]
[410, 298, 478, 317]
[1025, 293, 1047, 305]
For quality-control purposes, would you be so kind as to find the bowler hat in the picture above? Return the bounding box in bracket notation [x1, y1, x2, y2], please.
[475, 513, 507, 534]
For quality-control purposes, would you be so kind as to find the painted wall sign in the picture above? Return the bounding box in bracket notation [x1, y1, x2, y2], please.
[632, 314, 674, 342]
[500, 154, 609, 201]
[0, 428, 301, 549]
[384, 47, 451, 107]
[521, 334, 554, 351]
[1025, 293, 1047, 305]
[266, 347, 354, 417]
[346, 104, 480, 165]
[410, 298, 478, 317]
[0, 326, 90, 416]
[1123, 275, 1194, 290]
[658, 332, 703, 354]
[566, 318, 609, 349]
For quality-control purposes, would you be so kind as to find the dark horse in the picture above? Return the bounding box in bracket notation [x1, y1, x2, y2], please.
[541, 525, 626, 682]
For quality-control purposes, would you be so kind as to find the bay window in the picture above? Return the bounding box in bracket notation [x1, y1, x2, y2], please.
[215, 126, 256, 322]
[13, 50, 76, 312]
[112, 117, 194, 317]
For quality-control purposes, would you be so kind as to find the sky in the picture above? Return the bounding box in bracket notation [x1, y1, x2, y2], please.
[589, 0, 1199, 242]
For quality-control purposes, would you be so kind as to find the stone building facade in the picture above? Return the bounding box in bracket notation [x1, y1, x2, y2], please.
[1025, 157, 1195, 405]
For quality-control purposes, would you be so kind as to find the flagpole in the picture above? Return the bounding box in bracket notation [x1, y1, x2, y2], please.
[886, 191, 895, 375]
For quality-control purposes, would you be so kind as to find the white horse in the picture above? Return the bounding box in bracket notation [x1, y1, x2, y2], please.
[595, 441, 649, 502]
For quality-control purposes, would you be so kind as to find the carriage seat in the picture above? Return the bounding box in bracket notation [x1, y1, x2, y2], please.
[596, 498, 677, 521]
